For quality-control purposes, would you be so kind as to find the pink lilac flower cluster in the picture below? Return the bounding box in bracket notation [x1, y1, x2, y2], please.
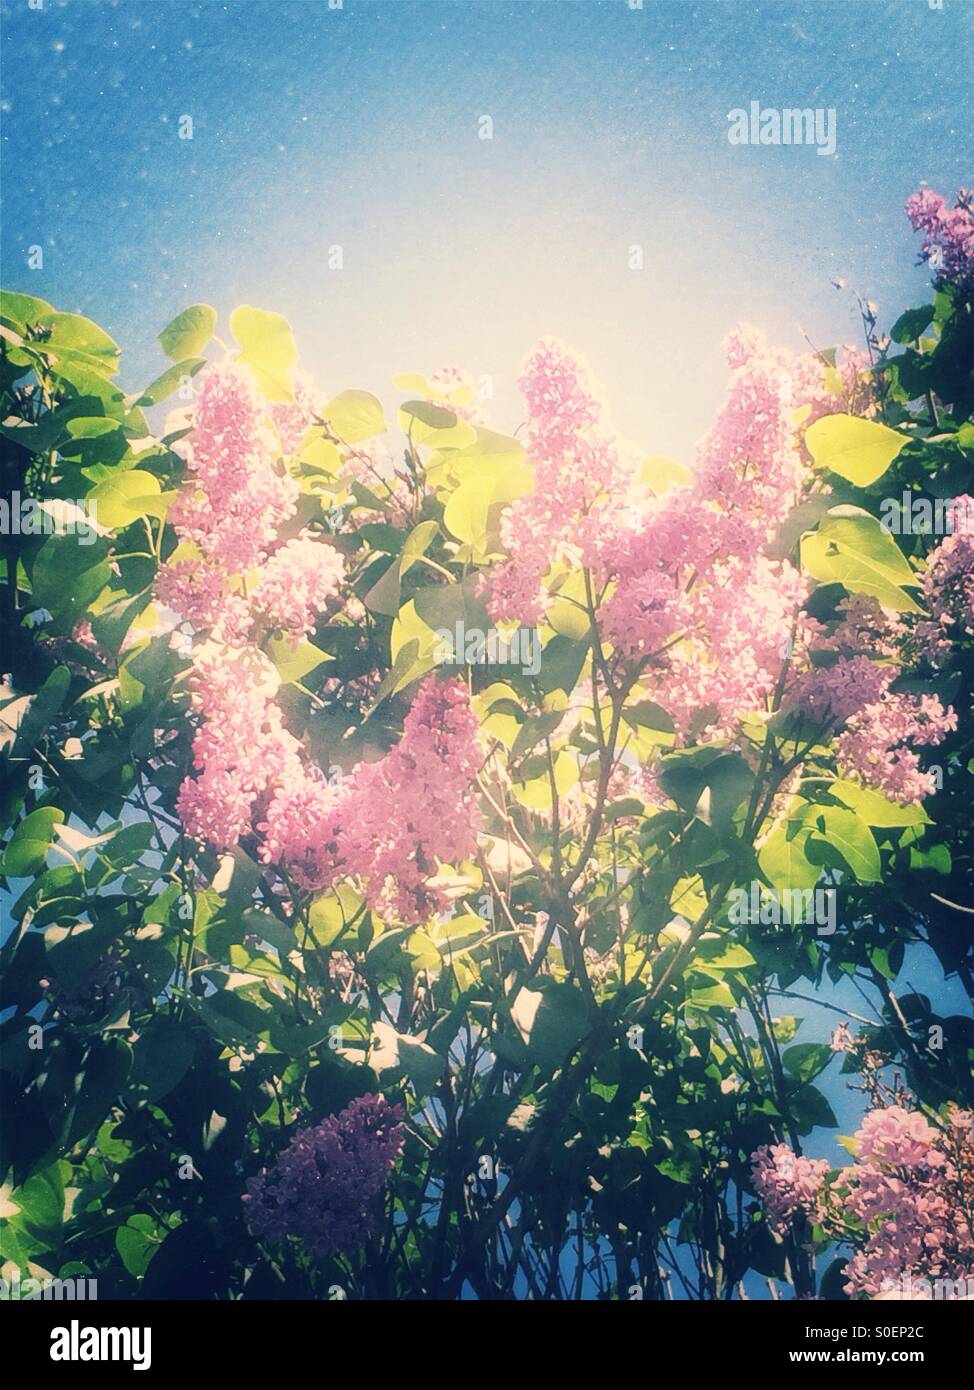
[918, 507, 974, 662]
[259, 675, 483, 919]
[660, 559, 808, 738]
[268, 369, 323, 457]
[486, 340, 638, 625]
[168, 362, 299, 577]
[254, 770, 347, 892]
[839, 1106, 974, 1298]
[693, 325, 807, 529]
[154, 557, 251, 645]
[751, 1144, 831, 1234]
[786, 595, 956, 803]
[158, 363, 351, 854]
[825, 595, 907, 661]
[835, 692, 956, 804]
[158, 363, 343, 645]
[250, 535, 345, 638]
[176, 643, 303, 850]
[341, 675, 482, 915]
[792, 345, 875, 426]
[598, 327, 809, 736]
[791, 656, 894, 724]
[905, 187, 974, 291]
[751, 1105, 974, 1299]
[242, 1094, 405, 1259]
[855, 1106, 945, 1167]
[789, 597, 901, 722]
[161, 362, 482, 917]
[488, 327, 911, 757]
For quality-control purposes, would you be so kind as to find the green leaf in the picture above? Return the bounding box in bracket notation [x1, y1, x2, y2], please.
[61, 1037, 133, 1148]
[89, 469, 164, 528]
[805, 414, 907, 486]
[512, 749, 578, 810]
[99, 821, 156, 866]
[445, 428, 526, 482]
[1, 808, 65, 877]
[158, 304, 217, 360]
[130, 1021, 196, 1103]
[400, 519, 440, 575]
[370, 1022, 442, 1098]
[266, 636, 332, 684]
[783, 1042, 833, 1083]
[442, 456, 532, 562]
[39, 311, 121, 378]
[538, 634, 589, 695]
[0, 410, 73, 456]
[660, 750, 752, 837]
[412, 575, 490, 636]
[57, 423, 128, 471]
[229, 305, 298, 402]
[869, 945, 899, 981]
[31, 534, 111, 630]
[11, 1163, 64, 1241]
[376, 634, 435, 701]
[90, 589, 154, 658]
[510, 983, 589, 1074]
[296, 433, 342, 474]
[789, 1084, 838, 1133]
[767, 496, 834, 560]
[400, 399, 476, 449]
[362, 521, 439, 616]
[381, 597, 449, 698]
[804, 804, 881, 883]
[309, 885, 364, 947]
[687, 981, 737, 1010]
[383, 578, 491, 693]
[698, 753, 754, 837]
[699, 942, 757, 970]
[136, 357, 205, 407]
[362, 557, 405, 617]
[758, 817, 820, 894]
[322, 389, 386, 444]
[890, 306, 935, 346]
[829, 779, 930, 828]
[443, 475, 497, 557]
[197, 992, 271, 1048]
[622, 700, 677, 746]
[655, 1150, 701, 1185]
[304, 1056, 381, 1119]
[7, 666, 71, 759]
[116, 1215, 163, 1278]
[510, 710, 565, 761]
[0, 290, 55, 332]
[801, 508, 920, 611]
[393, 372, 437, 394]
[909, 842, 951, 874]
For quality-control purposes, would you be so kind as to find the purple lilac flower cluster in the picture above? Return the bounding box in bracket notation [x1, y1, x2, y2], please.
[243, 1094, 405, 1259]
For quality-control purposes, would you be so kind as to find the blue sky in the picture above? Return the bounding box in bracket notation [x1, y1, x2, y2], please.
[2, 0, 972, 457]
